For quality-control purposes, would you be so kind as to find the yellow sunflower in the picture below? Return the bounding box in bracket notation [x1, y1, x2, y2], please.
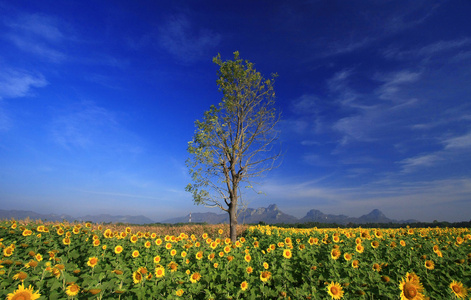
[132, 250, 139, 258]
[351, 260, 359, 268]
[399, 272, 425, 300]
[260, 271, 272, 282]
[65, 283, 80, 297]
[424, 260, 434, 270]
[114, 245, 123, 254]
[87, 257, 98, 268]
[175, 289, 184, 296]
[283, 249, 292, 259]
[327, 282, 344, 299]
[7, 283, 41, 300]
[132, 271, 143, 284]
[190, 272, 201, 283]
[12, 271, 28, 282]
[449, 280, 468, 299]
[241, 281, 249, 291]
[331, 249, 341, 260]
[155, 266, 165, 278]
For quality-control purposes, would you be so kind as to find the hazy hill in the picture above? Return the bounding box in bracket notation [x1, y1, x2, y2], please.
[1, 206, 417, 225]
[0, 210, 155, 225]
[162, 205, 415, 225]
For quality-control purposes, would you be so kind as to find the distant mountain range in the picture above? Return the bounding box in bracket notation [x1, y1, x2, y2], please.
[0, 205, 417, 225]
[0, 210, 155, 225]
[163, 204, 417, 225]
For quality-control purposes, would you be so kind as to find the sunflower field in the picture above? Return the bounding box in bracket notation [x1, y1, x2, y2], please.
[0, 220, 470, 299]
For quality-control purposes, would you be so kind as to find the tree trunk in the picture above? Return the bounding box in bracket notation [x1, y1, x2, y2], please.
[228, 201, 238, 243]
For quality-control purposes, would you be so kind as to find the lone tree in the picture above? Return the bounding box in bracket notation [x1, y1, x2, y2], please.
[186, 51, 281, 242]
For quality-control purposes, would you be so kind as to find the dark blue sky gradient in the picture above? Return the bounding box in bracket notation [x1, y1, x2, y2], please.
[1, 0, 471, 222]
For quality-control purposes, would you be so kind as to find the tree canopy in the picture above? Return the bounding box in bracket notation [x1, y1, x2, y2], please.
[186, 51, 281, 242]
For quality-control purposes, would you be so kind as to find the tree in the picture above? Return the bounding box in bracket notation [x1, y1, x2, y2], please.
[186, 51, 281, 242]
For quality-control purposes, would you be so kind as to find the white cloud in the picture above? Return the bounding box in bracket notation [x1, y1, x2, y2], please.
[444, 131, 471, 150]
[4, 13, 67, 62]
[158, 14, 221, 63]
[399, 153, 441, 173]
[0, 68, 48, 99]
[375, 70, 421, 101]
[384, 38, 471, 61]
[51, 102, 118, 150]
[258, 177, 471, 222]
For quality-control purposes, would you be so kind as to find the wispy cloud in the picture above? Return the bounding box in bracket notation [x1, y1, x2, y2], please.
[51, 101, 118, 150]
[399, 131, 471, 173]
[0, 68, 48, 99]
[50, 101, 145, 156]
[375, 70, 421, 101]
[158, 14, 221, 63]
[4, 13, 67, 62]
[383, 38, 471, 62]
[259, 176, 471, 221]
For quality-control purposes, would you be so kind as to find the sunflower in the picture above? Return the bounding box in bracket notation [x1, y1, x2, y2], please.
[12, 271, 28, 282]
[351, 260, 359, 268]
[87, 257, 98, 268]
[372, 263, 381, 272]
[132, 250, 139, 258]
[168, 261, 178, 272]
[260, 271, 272, 282]
[190, 272, 201, 283]
[241, 281, 249, 291]
[399, 272, 425, 300]
[246, 266, 253, 274]
[6, 283, 41, 300]
[327, 282, 344, 299]
[344, 253, 352, 261]
[424, 260, 434, 270]
[155, 266, 165, 278]
[400, 240, 406, 247]
[371, 241, 380, 248]
[355, 244, 364, 254]
[3, 246, 14, 257]
[449, 280, 468, 299]
[114, 245, 123, 254]
[283, 249, 292, 259]
[133, 271, 143, 284]
[66, 283, 80, 297]
[175, 289, 184, 297]
[331, 249, 341, 260]
[196, 251, 203, 260]
[170, 249, 177, 256]
[263, 262, 269, 269]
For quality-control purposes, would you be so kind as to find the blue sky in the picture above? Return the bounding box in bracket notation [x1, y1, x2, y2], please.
[1, 0, 471, 222]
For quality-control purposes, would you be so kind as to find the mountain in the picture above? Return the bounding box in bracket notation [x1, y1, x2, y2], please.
[163, 212, 227, 224]
[1, 206, 417, 225]
[77, 214, 155, 225]
[238, 204, 299, 224]
[0, 210, 155, 225]
[0, 210, 75, 222]
[165, 206, 416, 225]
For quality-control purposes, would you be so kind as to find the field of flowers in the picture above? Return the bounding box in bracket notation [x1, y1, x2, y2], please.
[0, 220, 470, 299]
